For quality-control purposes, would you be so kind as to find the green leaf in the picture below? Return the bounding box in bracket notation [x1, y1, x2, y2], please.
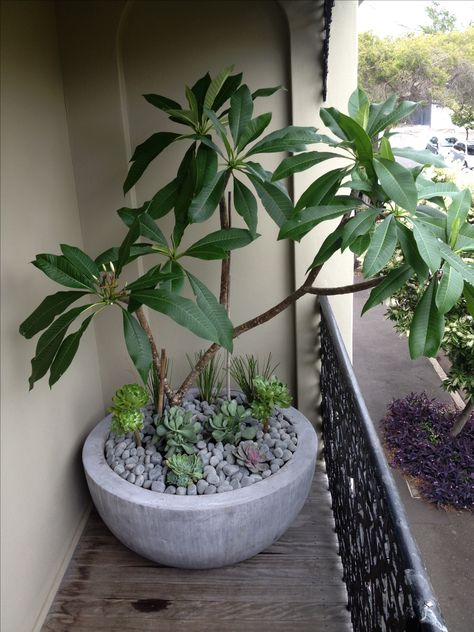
[447, 189, 472, 245]
[117, 201, 148, 228]
[184, 228, 255, 260]
[320, 108, 373, 164]
[456, 222, 474, 253]
[195, 144, 218, 194]
[362, 215, 398, 277]
[186, 272, 233, 352]
[373, 157, 417, 212]
[295, 168, 347, 212]
[366, 95, 397, 137]
[126, 265, 180, 292]
[350, 234, 371, 256]
[60, 245, 99, 281]
[437, 241, 474, 286]
[204, 66, 234, 111]
[229, 84, 253, 146]
[306, 227, 344, 272]
[362, 264, 413, 314]
[185, 86, 199, 123]
[148, 178, 179, 219]
[392, 148, 446, 167]
[233, 178, 258, 236]
[248, 175, 293, 228]
[121, 309, 153, 384]
[279, 202, 355, 241]
[245, 126, 320, 157]
[379, 137, 394, 161]
[28, 304, 93, 389]
[396, 222, 429, 280]
[409, 276, 445, 359]
[139, 214, 168, 247]
[129, 289, 221, 345]
[95, 244, 155, 267]
[341, 209, 379, 250]
[19, 291, 89, 339]
[116, 218, 140, 276]
[272, 151, 344, 181]
[188, 170, 228, 223]
[436, 263, 464, 314]
[212, 72, 243, 112]
[187, 71, 209, 116]
[236, 113, 272, 152]
[33, 254, 95, 290]
[160, 260, 185, 294]
[252, 86, 285, 99]
[463, 283, 474, 318]
[204, 108, 232, 156]
[416, 179, 459, 200]
[411, 220, 442, 273]
[143, 93, 182, 113]
[348, 88, 369, 126]
[367, 99, 417, 138]
[124, 132, 180, 193]
[49, 314, 94, 387]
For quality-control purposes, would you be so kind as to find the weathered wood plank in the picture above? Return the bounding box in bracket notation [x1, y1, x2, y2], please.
[42, 465, 352, 632]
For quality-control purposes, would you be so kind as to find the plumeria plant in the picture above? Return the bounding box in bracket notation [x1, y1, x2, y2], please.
[20, 68, 474, 439]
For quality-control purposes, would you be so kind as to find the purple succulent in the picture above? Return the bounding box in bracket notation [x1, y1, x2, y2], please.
[233, 441, 269, 473]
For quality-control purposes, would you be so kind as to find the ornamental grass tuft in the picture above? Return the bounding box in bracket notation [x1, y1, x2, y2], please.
[382, 392, 474, 512]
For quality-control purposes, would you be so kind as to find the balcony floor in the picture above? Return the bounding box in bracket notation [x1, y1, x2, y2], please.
[42, 464, 352, 632]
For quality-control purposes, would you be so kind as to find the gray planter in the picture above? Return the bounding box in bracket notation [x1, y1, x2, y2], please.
[82, 406, 317, 569]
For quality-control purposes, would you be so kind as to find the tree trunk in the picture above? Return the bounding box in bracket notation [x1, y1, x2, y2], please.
[450, 400, 473, 437]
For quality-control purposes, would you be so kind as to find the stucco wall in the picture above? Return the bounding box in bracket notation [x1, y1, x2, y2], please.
[0, 3, 104, 631]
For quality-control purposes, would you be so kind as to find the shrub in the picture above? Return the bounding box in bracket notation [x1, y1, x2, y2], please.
[382, 392, 474, 511]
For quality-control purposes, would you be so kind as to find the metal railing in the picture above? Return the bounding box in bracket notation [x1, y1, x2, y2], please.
[319, 296, 448, 632]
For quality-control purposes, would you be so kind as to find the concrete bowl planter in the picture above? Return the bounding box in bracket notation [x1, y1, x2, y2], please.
[82, 405, 317, 569]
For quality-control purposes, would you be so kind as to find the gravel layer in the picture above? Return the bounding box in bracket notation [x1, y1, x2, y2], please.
[105, 395, 298, 495]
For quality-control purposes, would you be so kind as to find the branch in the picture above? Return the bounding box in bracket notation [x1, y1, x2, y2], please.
[135, 306, 176, 403]
[450, 400, 473, 438]
[306, 276, 383, 296]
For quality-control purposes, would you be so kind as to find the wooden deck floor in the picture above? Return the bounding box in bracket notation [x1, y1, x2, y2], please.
[42, 464, 352, 632]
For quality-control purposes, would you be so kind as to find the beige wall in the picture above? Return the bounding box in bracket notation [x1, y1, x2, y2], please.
[0, 3, 104, 631]
[1, 1, 358, 630]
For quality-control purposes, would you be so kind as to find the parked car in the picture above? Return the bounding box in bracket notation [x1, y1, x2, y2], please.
[449, 141, 474, 169]
[425, 135, 458, 157]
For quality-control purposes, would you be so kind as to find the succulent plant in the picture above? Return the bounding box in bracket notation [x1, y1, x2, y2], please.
[208, 398, 255, 445]
[111, 383, 149, 410]
[251, 376, 291, 433]
[233, 440, 269, 473]
[154, 406, 201, 457]
[166, 453, 204, 487]
[108, 383, 148, 445]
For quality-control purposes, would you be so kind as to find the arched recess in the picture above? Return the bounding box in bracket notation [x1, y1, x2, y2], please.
[116, 0, 297, 394]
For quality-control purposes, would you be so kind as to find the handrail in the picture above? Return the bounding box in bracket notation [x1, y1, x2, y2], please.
[319, 296, 447, 632]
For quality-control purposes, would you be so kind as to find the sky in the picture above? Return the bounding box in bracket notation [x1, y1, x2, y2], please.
[359, 0, 474, 37]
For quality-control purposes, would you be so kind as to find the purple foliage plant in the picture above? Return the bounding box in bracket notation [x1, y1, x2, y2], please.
[382, 392, 474, 512]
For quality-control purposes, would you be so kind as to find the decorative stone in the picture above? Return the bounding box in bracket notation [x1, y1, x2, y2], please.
[176, 487, 186, 496]
[135, 475, 145, 487]
[223, 464, 239, 477]
[165, 486, 177, 494]
[196, 479, 209, 495]
[204, 485, 216, 494]
[187, 484, 197, 495]
[151, 481, 165, 493]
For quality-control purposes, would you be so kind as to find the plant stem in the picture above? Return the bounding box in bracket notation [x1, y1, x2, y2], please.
[134, 429, 142, 448]
[219, 190, 232, 400]
[135, 306, 176, 403]
[306, 276, 383, 296]
[450, 400, 473, 437]
[157, 348, 166, 417]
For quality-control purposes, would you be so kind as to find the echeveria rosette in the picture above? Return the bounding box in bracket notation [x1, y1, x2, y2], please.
[165, 453, 203, 487]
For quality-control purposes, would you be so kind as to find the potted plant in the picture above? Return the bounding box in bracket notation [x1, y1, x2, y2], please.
[20, 68, 474, 568]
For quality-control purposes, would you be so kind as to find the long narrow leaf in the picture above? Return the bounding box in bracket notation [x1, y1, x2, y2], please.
[436, 263, 464, 314]
[229, 84, 253, 146]
[124, 132, 180, 193]
[279, 203, 354, 241]
[373, 157, 417, 212]
[48, 314, 94, 387]
[362, 215, 398, 277]
[236, 113, 272, 152]
[341, 209, 379, 250]
[33, 254, 95, 291]
[272, 151, 345, 181]
[248, 175, 293, 228]
[122, 309, 153, 383]
[233, 178, 258, 236]
[60, 245, 99, 280]
[129, 289, 221, 344]
[306, 227, 344, 272]
[19, 291, 89, 339]
[186, 272, 233, 352]
[409, 277, 445, 358]
[188, 170, 228, 223]
[437, 241, 474, 285]
[362, 264, 413, 314]
[245, 126, 320, 157]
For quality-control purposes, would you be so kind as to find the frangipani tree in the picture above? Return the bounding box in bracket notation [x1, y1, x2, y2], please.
[20, 68, 474, 418]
